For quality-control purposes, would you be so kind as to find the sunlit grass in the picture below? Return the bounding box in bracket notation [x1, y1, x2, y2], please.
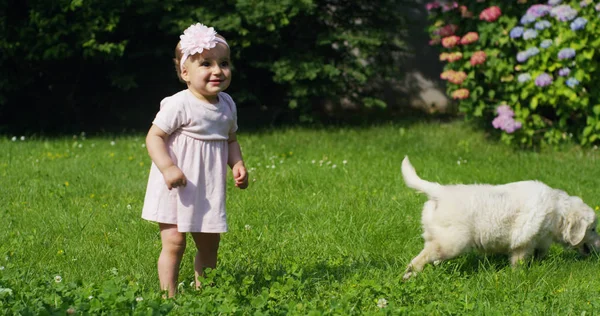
[2, 120, 600, 314]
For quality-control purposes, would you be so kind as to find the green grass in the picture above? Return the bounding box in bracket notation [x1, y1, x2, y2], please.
[2, 120, 600, 314]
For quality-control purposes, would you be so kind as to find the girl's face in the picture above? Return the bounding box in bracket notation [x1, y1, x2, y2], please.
[182, 43, 231, 103]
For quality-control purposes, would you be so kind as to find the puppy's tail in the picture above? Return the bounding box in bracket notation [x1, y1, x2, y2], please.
[402, 156, 442, 198]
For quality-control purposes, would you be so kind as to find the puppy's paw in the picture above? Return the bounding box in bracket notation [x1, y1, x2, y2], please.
[402, 272, 416, 281]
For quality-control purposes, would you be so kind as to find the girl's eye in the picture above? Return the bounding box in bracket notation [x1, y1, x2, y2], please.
[201, 62, 210, 67]
[220, 61, 230, 67]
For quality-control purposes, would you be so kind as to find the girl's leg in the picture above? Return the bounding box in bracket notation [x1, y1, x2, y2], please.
[190, 232, 220, 288]
[158, 223, 186, 297]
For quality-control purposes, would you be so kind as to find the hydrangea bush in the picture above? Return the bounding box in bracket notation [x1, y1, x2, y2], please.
[427, 0, 600, 147]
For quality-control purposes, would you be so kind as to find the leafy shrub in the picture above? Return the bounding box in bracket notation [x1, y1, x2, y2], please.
[427, 0, 600, 147]
[0, 0, 413, 133]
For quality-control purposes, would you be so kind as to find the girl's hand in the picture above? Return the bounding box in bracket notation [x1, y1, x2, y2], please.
[163, 165, 187, 190]
[232, 162, 248, 189]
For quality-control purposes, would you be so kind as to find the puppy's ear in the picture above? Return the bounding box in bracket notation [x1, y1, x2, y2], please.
[564, 213, 587, 246]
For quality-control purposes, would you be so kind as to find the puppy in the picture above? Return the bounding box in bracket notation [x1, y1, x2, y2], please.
[402, 156, 600, 280]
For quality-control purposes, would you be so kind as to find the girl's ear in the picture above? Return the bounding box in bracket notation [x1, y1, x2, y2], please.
[180, 65, 190, 82]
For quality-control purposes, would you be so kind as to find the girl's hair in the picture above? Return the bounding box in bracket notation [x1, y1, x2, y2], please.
[173, 34, 228, 84]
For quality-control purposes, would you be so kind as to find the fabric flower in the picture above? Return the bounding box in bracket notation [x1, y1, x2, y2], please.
[558, 48, 576, 59]
[540, 39, 553, 48]
[480, 6, 502, 22]
[534, 20, 552, 30]
[442, 35, 461, 48]
[451, 88, 470, 100]
[460, 32, 479, 45]
[518, 73, 532, 83]
[535, 73, 553, 87]
[566, 77, 579, 88]
[550, 5, 578, 21]
[570, 17, 587, 31]
[470, 51, 486, 66]
[558, 67, 571, 76]
[179, 23, 227, 71]
[527, 4, 552, 17]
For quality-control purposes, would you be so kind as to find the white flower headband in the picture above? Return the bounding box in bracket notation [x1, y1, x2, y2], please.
[179, 23, 229, 72]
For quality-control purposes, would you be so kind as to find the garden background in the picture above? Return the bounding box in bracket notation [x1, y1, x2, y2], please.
[3, 0, 600, 314]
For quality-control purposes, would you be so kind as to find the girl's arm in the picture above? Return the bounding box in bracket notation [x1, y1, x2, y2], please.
[146, 124, 187, 190]
[228, 133, 248, 189]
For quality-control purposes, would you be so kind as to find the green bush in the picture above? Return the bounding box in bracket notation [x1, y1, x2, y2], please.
[428, 0, 600, 147]
[0, 0, 413, 133]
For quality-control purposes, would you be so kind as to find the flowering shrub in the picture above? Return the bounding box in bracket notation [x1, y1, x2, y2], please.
[427, 0, 600, 147]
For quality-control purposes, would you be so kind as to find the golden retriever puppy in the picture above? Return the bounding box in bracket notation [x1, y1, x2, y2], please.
[402, 156, 600, 280]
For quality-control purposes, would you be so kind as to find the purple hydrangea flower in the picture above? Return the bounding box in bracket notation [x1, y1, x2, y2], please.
[540, 39, 553, 48]
[596, 3, 600, 11]
[521, 14, 537, 25]
[523, 29, 538, 40]
[550, 5, 578, 21]
[526, 47, 540, 56]
[535, 73, 553, 87]
[527, 4, 552, 17]
[548, 0, 562, 5]
[570, 17, 587, 31]
[496, 105, 515, 117]
[517, 51, 530, 63]
[510, 27, 525, 38]
[518, 73, 532, 83]
[566, 77, 579, 88]
[492, 106, 522, 134]
[558, 67, 571, 76]
[558, 48, 576, 59]
[535, 20, 552, 30]
[580, 1, 589, 8]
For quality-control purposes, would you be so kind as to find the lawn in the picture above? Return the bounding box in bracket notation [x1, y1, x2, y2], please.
[1, 120, 600, 314]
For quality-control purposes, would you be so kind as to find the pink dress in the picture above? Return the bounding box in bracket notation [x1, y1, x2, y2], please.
[141, 90, 238, 232]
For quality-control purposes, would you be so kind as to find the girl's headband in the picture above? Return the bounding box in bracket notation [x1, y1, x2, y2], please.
[179, 23, 229, 72]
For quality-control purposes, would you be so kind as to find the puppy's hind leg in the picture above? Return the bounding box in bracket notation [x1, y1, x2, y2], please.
[403, 241, 443, 280]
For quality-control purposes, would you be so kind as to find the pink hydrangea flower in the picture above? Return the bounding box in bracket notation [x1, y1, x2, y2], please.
[470, 51, 486, 66]
[460, 32, 479, 45]
[437, 24, 458, 37]
[480, 6, 502, 22]
[452, 88, 470, 100]
[442, 35, 461, 48]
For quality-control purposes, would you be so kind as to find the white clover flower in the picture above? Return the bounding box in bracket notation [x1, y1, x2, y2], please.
[377, 298, 388, 308]
[332, 164, 337, 168]
[11, 136, 16, 142]
[88, 295, 94, 300]
[279, 160, 283, 164]
[343, 160, 348, 164]
[0, 266, 4, 270]
[245, 224, 252, 230]
[20, 136, 25, 141]
[271, 165, 276, 169]
[178, 282, 185, 289]
[91, 143, 96, 147]
[141, 143, 146, 148]
[78, 144, 83, 148]
[190, 281, 195, 287]
[110, 141, 116, 146]
[311, 160, 316, 164]
[127, 204, 132, 210]
[457, 160, 461, 165]
[327, 161, 331, 165]
[135, 296, 143, 302]
[55, 275, 62, 283]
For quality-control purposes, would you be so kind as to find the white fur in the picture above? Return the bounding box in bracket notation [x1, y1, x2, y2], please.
[402, 156, 600, 280]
